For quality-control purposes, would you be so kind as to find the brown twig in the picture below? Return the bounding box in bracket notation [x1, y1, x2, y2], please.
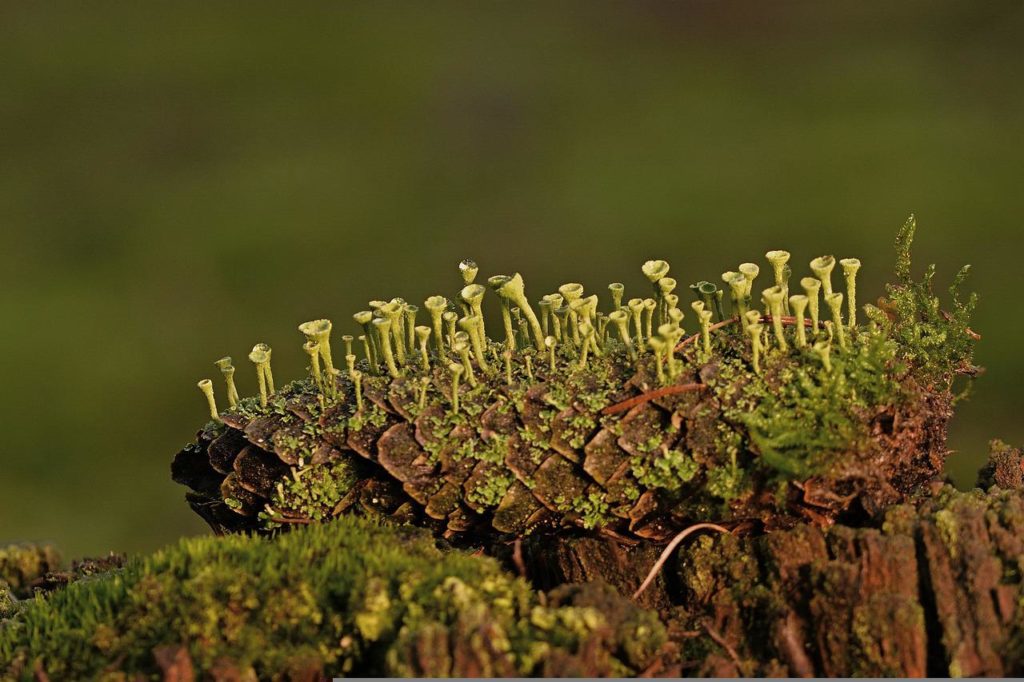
[676, 316, 740, 350]
[633, 522, 730, 598]
[512, 538, 527, 578]
[266, 515, 312, 525]
[601, 383, 707, 415]
[703, 621, 743, 672]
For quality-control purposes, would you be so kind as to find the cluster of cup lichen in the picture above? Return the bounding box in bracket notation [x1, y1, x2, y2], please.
[196, 232, 869, 422]
[194, 215, 975, 529]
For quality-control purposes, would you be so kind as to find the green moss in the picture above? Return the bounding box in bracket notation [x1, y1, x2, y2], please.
[934, 508, 959, 559]
[0, 586, 15, 621]
[0, 517, 664, 678]
[705, 462, 749, 502]
[883, 214, 978, 382]
[735, 326, 902, 480]
[0, 545, 61, 599]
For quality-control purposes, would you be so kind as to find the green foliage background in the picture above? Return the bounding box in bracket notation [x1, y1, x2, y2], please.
[1, 2, 1022, 557]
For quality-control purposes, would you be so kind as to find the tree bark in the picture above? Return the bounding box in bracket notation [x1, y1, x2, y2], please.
[507, 476, 1024, 677]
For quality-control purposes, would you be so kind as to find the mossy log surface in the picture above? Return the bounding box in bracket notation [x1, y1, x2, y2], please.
[4, 219, 1003, 678]
[0, 516, 667, 679]
[4, 458, 1024, 678]
[654, 475, 1024, 677]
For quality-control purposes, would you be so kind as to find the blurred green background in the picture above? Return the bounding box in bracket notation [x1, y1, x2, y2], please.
[2, 1, 1022, 558]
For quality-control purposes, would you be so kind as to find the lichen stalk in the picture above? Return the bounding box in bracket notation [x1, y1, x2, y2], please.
[762, 286, 789, 351]
[538, 299, 552, 338]
[608, 310, 636, 361]
[841, 257, 861, 328]
[558, 283, 584, 345]
[691, 301, 713, 355]
[403, 304, 419, 354]
[417, 376, 430, 411]
[647, 336, 667, 383]
[447, 362, 463, 414]
[460, 284, 488, 343]
[544, 336, 557, 373]
[744, 312, 764, 374]
[303, 340, 323, 392]
[415, 326, 431, 372]
[738, 263, 759, 300]
[825, 292, 847, 350]
[452, 334, 477, 387]
[442, 312, 458, 351]
[248, 346, 270, 407]
[608, 282, 624, 311]
[641, 259, 670, 327]
[459, 316, 491, 372]
[725, 272, 749, 330]
[353, 311, 380, 372]
[351, 369, 364, 411]
[197, 379, 219, 421]
[372, 318, 401, 378]
[496, 274, 545, 351]
[626, 298, 645, 347]
[214, 357, 240, 408]
[298, 320, 336, 378]
[358, 335, 372, 369]
[801, 277, 822, 331]
[790, 294, 810, 348]
[810, 255, 836, 297]
[381, 301, 407, 365]
[643, 298, 656, 342]
[424, 296, 448, 356]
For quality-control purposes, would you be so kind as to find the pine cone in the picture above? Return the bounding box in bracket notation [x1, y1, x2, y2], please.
[173, 331, 954, 543]
[174, 219, 976, 545]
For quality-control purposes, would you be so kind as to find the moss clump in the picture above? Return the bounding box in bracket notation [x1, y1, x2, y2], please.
[876, 214, 979, 382]
[0, 516, 665, 679]
[0, 545, 61, 600]
[977, 439, 1024, 492]
[728, 324, 903, 480]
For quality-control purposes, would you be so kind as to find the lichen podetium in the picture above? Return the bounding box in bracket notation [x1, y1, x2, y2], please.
[174, 216, 979, 542]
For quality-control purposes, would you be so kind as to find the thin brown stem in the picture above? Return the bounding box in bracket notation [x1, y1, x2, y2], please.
[601, 383, 707, 415]
[633, 522, 730, 598]
[704, 621, 743, 671]
[266, 515, 312, 525]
